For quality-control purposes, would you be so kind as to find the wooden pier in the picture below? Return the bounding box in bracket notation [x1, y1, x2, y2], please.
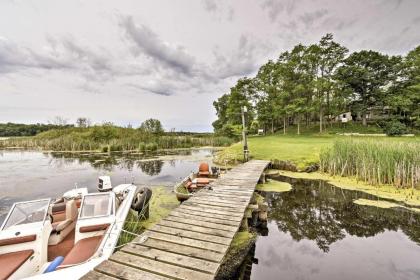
[82, 160, 270, 280]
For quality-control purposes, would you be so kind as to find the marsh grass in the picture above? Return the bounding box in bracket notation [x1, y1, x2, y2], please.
[320, 139, 420, 188]
[117, 186, 178, 247]
[0, 126, 234, 151]
[117, 210, 144, 247]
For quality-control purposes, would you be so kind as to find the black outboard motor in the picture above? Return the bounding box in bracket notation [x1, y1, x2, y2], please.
[211, 166, 220, 176]
[131, 186, 153, 220]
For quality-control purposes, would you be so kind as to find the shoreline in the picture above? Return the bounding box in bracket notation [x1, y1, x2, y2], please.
[0, 146, 224, 153]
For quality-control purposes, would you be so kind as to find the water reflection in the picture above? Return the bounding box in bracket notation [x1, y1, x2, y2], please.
[248, 176, 420, 280]
[137, 160, 164, 176]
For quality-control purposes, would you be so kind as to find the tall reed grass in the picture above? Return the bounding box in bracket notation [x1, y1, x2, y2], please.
[0, 126, 234, 151]
[320, 139, 420, 188]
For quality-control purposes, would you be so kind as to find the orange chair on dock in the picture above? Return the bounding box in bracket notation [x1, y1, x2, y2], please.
[198, 162, 210, 177]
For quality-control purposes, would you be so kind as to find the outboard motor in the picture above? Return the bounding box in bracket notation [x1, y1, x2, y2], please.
[98, 176, 112, 192]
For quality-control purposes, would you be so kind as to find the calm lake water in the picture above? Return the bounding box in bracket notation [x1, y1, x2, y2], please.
[247, 176, 420, 280]
[0, 149, 215, 223]
[2, 150, 420, 280]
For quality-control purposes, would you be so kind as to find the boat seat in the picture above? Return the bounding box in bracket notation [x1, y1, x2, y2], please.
[195, 178, 210, 185]
[0, 250, 34, 280]
[186, 181, 197, 191]
[58, 235, 103, 268]
[48, 200, 78, 246]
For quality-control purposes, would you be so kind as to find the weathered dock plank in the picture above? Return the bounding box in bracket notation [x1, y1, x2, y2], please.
[168, 211, 239, 226]
[138, 238, 224, 262]
[83, 160, 269, 280]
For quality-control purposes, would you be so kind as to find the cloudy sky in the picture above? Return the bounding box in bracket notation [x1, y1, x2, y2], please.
[0, 0, 419, 131]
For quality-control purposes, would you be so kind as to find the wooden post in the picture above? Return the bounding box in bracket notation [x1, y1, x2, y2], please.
[241, 106, 249, 162]
[258, 202, 268, 222]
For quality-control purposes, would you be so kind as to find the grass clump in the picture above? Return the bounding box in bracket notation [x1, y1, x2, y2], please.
[230, 231, 256, 249]
[320, 138, 420, 188]
[118, 186, 178, 246]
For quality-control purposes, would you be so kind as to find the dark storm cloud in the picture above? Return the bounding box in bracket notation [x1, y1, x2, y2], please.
[120, 16, 197, 76]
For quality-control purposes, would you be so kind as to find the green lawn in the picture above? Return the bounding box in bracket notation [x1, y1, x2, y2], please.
[215, 134, 334, 169]
[215, 133, 419, 170]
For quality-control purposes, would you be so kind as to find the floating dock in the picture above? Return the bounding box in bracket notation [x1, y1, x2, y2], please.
[82, 160, 270, 280]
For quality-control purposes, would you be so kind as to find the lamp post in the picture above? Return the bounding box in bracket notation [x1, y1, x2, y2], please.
[241, 106, 249, 162]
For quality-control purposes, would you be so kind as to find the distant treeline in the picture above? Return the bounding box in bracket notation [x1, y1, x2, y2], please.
[0, 122, 74, 137]
[213, 34, 420, 136]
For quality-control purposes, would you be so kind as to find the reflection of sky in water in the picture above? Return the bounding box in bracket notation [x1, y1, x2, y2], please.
[253, 223, 420, 280]
[0, 149, 214, 221]
[249, 179, 420, 280]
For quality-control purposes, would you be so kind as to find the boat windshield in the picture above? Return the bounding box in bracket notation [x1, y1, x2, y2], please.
[1, 199, 50, 230]
[80, 193, 112, 219]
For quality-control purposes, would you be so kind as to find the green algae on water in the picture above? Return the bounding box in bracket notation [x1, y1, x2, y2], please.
[354, 198, 420, 213]
[256, 180, 292, 193]
[279, 170, 420, 207]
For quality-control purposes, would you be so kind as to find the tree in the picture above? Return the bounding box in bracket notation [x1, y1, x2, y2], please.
[308, 34, 348, 132]
[255, 60, 283, 133]
[76, 117, 91, 128]
[385, 46, 420, 128]
[225, 78, 256, 127]
[212, 94, 229, 132]
[337, 50, 394, 126]
[140, 118, 164, 134]
[213, 78, 255, 135]
[211, 35, 416, 134]
[50, 116, 68, 126]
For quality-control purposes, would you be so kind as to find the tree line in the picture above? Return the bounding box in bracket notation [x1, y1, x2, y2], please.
[0, 123, 73, 137]
[213, 34, 420, 135]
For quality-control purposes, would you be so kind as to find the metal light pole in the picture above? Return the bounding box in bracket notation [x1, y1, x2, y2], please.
[241, 106, 249, 162]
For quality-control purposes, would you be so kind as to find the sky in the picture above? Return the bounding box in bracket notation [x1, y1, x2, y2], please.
[0, 0, 419, 132]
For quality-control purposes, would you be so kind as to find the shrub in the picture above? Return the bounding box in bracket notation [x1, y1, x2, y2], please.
[146, 142, 158, 151]
[383, 120, 407, 136]
[138, 142, 146, 152]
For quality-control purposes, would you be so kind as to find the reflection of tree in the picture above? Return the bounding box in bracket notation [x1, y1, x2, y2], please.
[137, 160, 164, 176]
[50, 152, 118, 171]
[267, 177, 420, 252]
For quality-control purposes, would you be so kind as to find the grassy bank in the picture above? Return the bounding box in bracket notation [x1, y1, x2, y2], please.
[0, 126, 234, 151]
[216, 133, 419, 189]
[215, 134, 333, 169]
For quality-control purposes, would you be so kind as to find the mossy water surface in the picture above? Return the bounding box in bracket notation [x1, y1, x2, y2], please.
[278, 170, 420, 207]
[256, 180, 292, 193]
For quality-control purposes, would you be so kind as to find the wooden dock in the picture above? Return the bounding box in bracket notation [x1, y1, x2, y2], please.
[82, 160, 270, 280]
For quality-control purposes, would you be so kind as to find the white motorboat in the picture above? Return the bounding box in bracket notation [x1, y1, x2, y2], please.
[0, 177, 137, 280]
